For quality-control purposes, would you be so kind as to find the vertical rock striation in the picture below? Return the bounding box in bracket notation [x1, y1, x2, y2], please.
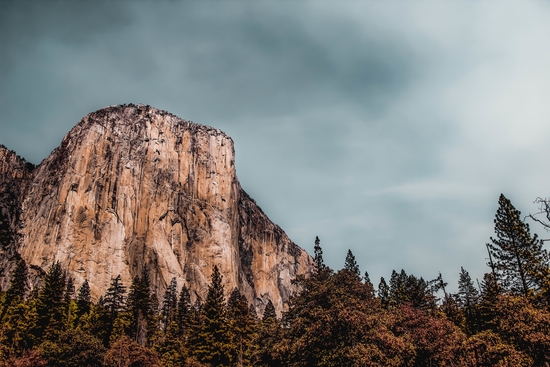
[6, 104, 313, 314]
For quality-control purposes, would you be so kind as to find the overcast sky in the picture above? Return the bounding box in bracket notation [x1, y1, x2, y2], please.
[2, 0, 550, 292]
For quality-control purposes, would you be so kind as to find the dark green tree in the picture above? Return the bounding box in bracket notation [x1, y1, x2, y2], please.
[160, 277, 178, 333]
[479, 272, 501, 331]
[103, 275, 126, 317]
[457, 267, 480, 335]
[1, 257, 27, 319]
[313, 236, 324, 270]
[227, 288, 256, 367]
[34, 261, 67, 341]
[389, 269, 408, 308]
[363, 271, 376, 299]
[344, 249, 360, 277]
[404, 274, 438, 311]
[254, 299, 281, 366]
[175, 284, 192, 338]
[64, 276, 75, 303]
[192, 265, 230, 366]
[262, 300, 277, 321]
[487, 194, 549, 297]
[76, 280, 91, 319]
[378, 277, 390, 309]
[127, 268, 155, 345]
[99, 274, 127, 346]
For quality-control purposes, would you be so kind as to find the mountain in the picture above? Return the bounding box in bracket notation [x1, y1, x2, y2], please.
[0, 104, 314, 314]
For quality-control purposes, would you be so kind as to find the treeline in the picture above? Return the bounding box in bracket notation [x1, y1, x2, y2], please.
[0, 193, 549, 366]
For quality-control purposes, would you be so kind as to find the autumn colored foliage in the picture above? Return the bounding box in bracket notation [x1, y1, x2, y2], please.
[0, 193, 549, 366]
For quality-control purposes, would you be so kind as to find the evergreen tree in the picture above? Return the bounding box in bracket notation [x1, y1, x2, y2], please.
[103, 275, 126, 317]
[34, 261, 67, 341]
[193, 265, 230, 366]
[100, 275, 127, 346]
[389, 269, 408, 307]
[262, 300, 277, 321]
[227, 288, 256, 367]
[479, 273, 501, 331]
[254, 299, 280, 366]
[76, 280, 91, 319]
[127, 268, 155, 345]
[344, 249, 360, 277]
[63, 276, 76, 329]
[405, 274, 437, 311]
[487, 194, 549, 296]
[457, 267, 480, 335]
[176, 284, 192, 338]
[1, 257, 27, 319]
[161, 277, 178, 333]
[378, 277, 390, 309]
[64, 276, 75, 303]
[363, 271, 375, 299]
[313, 236, 324, 270]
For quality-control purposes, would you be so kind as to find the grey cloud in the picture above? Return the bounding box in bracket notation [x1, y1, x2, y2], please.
[3, 1, 550, 292]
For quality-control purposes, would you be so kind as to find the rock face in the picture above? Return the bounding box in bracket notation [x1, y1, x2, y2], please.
[0, 146, 34, 290]
[1, 104, 313, 315]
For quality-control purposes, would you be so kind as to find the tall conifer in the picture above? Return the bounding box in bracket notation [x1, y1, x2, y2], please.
[457, 267, 480, 335]
[1, 257, 27, 319]
[487, 194, 549, 296]
[193, 265, 230, 366]
[378, 277, 390, 309]
[344, 249, 360, 277]
[76, 280, 91, 319]
[314, 236, 324, 270]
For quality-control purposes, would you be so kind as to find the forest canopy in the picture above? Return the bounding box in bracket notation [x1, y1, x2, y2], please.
[0, 193, 549, 366]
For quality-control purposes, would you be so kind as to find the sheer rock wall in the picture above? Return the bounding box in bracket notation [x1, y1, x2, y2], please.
[2, 105, 313, 314]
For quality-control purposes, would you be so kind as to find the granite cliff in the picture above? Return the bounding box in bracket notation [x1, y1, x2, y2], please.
[0, 104, 314, 314]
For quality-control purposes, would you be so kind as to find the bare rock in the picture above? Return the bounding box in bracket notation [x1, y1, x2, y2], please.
[7, 104, 313, 315]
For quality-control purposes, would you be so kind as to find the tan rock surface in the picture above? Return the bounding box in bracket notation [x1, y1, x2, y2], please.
[8, 104, 313, 314]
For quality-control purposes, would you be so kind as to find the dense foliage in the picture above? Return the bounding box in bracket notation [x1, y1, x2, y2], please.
[0, 194, 550, 366]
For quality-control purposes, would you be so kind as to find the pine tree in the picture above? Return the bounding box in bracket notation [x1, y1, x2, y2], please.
[405, 274, 437, 311]
[457, 267, 480, 335]
[344, 249, 360, 277]
[487, 194, 549, 297]
[64, 276, 75, 303]
[1, 257, 27, 319]
[103, 275, 126, 317]
[227, 288, 256, 367]
[34, 261, 67, 341]
[193, 265, 230, 366]
[479, 273, 501, 331]
[311, 236, 333, 283]
[389, 269, 408, 307]
[314, 236, 324, 270]
[161, 277, 178, 333]
[176, 284, 192, 338]
[254, 299, 280, 366]
[378, 277, 390, 309]
[63, 276, 77, 330]
[76, 280, 91, 319]
[127, 268, 155, 345]
[262, 300, 277, 322]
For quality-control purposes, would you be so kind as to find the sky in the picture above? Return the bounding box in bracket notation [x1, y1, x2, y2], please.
[2, 0, 550, 292]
